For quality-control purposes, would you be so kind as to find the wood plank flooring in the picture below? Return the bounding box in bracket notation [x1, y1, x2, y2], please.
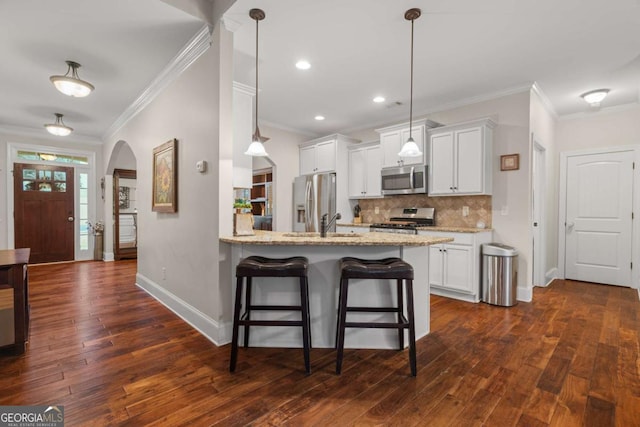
[1, 260, 639, 426]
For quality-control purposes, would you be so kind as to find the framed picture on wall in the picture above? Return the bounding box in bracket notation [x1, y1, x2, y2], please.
[500, 153, 520, 171]
[152, 138, 178, 212]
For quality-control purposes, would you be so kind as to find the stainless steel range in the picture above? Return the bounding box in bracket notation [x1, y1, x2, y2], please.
[370, 207, 435, 234]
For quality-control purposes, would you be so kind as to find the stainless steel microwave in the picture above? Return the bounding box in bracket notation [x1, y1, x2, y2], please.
[381, 165, 427, 195]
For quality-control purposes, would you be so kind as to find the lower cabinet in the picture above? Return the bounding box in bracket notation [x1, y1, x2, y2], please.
[420, 230, 492, 303]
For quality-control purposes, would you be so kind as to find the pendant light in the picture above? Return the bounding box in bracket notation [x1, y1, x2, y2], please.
[50, 60, 95, 98]
[245, 8, 270, 157]
[398, 8, 422, 158]
[44, 113, 73, 136]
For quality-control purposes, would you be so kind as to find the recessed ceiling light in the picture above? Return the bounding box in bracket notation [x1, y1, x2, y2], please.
[373, 96, 386, 103]
[314, 115, 325, 121]
[296, 60, 311, 70]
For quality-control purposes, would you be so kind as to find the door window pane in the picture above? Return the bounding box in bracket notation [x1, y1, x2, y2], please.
[54, 171, 67, 181]
[53, 182, 66, 192]
[23, 181, 35, 191]
[38, 170, 52, 180]
[38, 183, 52, 192]
[22, 169, 36, 179]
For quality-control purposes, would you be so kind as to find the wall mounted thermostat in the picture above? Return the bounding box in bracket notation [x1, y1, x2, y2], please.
[196, 160, 207, 173]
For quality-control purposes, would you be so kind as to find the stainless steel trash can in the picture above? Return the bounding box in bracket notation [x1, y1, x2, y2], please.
[482, 243, 518, 307]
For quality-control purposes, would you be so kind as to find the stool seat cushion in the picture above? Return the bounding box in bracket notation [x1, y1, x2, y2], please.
[339, 257, 413, 280]
[237, 256, 309, 278]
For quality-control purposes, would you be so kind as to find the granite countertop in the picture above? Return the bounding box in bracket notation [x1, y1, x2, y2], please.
[337, 222, 492, 233]
[220, 230, 453, 246]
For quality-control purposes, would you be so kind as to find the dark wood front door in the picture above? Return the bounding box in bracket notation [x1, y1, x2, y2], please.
[14, 163, 75, 264]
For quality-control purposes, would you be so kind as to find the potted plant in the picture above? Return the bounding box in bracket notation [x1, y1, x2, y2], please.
[233, 200, 252, 214]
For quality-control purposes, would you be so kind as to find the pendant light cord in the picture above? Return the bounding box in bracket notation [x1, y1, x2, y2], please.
[254, 15, 259, 135]
[409, 16, 414, 140]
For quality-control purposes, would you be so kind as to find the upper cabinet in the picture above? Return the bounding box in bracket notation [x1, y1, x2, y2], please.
[348, 142, 382, 198]
[376, 119, 440, 168]
[428, 118, 496, 196]
[232, 83, 255, 188]
[299, 134, 359, 176]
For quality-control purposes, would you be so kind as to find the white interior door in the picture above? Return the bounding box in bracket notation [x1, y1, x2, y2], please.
[565, 151, 633, 286]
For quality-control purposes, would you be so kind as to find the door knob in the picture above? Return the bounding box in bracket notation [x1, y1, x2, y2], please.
[567, 222, 574, 231]
[68, 216, 74, 222]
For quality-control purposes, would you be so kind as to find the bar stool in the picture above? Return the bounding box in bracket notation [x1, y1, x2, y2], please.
[230, 256, 311, 374]
[335, 257, 416, 376]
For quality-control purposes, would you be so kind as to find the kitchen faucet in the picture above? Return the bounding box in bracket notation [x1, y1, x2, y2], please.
[320, 212, 341, 237]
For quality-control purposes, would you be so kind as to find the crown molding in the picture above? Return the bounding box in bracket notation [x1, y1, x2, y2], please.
[558, 101, 640, 121]
[102, 24, 212, 141]
[0, 124, 102, 145]
[531, 82, 558, 118]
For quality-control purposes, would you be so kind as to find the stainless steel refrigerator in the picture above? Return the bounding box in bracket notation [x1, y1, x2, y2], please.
[293, 173, 337, 232]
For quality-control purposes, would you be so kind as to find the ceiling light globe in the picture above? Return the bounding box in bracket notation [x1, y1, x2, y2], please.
[314, 115, 325, 121]
[373, 96, 385, 103]
[581, 89, 609, 106]
[50, 77, 94, 97]
[45, 124, 73, 136]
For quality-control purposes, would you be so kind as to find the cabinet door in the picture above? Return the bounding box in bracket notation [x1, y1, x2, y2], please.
[315, 140, 336, 173]
[348, 148, 366, 198]
[428, 245, 445, 288]
[443, 244, 473, 293]
[429, 132, 455, 195]
[455, 127, 483, 194]
[380, 131, 402, 168]
[399, 126, 425, 165]
[365, 146, 382, 197]
[299, 145, 316, 175]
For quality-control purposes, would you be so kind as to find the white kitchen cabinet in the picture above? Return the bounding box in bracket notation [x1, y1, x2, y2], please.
[348, 142, 382, 198]
[299, 138, 337, 175]
[376, 120, 428, 168]
[420, 229, 492, 303]
[428, 118, 495, 196]
[232, 82, 255, 188]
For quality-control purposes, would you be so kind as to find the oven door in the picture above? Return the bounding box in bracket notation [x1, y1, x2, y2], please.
[381, 165, 427, 195]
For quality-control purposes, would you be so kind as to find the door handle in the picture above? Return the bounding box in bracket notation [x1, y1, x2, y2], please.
[567, 222, 574, 231]
[68, 216, 74, 222]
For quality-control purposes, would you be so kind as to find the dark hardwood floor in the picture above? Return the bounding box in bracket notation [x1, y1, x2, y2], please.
[1, 260, 639, 426]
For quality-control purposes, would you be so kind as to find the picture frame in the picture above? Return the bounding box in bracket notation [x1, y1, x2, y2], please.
[152, 139, 178, 212]
[500, 153, 519, 171]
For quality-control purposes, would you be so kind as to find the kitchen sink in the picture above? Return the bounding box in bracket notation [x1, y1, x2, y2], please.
[282, 232, 362, 238]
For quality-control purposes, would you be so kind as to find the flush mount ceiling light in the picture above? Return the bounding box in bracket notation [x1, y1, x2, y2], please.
[314, 115, 325, 121]
[296, 60, 311, 70]
[398, 8, 423, 158]
[44, 113, 73, 136]
[50, 60, 95, 97]
[245, 9, 270, 157]
[581, 89, 610, 107]
[373, 96, 386, 103]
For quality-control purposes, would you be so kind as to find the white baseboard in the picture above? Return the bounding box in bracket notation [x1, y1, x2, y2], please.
[545, 267, 559, 284]
[103, 252, 115, 262]
[136, 273, 229, 346]
[517, 286, 533, 302]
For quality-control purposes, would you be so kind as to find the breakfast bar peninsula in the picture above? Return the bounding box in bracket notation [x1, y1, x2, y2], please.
[220, 231, 452, 349]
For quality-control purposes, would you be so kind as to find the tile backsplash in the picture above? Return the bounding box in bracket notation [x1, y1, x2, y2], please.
[358, 195, 492, 228]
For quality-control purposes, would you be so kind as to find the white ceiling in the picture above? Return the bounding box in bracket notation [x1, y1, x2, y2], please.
[1, 0, 639, 141]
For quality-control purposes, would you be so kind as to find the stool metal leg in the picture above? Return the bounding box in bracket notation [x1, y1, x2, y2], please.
[229, 276, 244, 372]
[406, 279, 417, 377]
[244, 277, 252, 348]
[335, 276, 349, 374]
[300, 276, 311, 374]
[397, 278, 404, 350]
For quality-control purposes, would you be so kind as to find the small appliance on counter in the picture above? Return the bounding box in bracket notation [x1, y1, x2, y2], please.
[353, 204, 361, 224]
[370, 207, 435, 234]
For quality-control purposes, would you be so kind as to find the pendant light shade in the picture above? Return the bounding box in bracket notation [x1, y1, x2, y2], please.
[44, 113, 73, 136]
[244, 8, 269, 157]
[398, 8, 422, 158]
[50, 60, 95, 97]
